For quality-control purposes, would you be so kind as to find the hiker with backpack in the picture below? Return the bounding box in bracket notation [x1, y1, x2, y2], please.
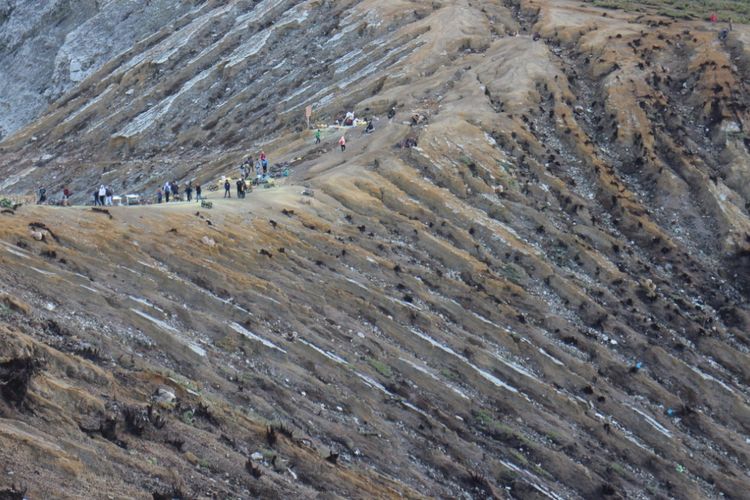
[105, 186, 113, 206]
[171, 181, 180, 202]
[37, 186, 47, 204]
[236, 178, 245, 198]
[163, 182, 171, 202]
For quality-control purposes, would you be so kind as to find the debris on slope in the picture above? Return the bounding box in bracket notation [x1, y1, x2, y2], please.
[0, 0, 749, 498]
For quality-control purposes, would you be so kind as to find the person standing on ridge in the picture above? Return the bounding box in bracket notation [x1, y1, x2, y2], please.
[98, 185, 107, 206]
[195, 183, 202, 201]
[186, 181, 193, 202]
[164, 181, 171, 203]
[171, 181, 180, 201]
[236, 178, 244, 199]
[224, 179, 231, 198]
[339, 135, 346, 152]
[105, 186, 113, 206]
[157, 189, 163, 204]
[260, 151, 268, 175]
[37, 186, 47, 204]
[62, 186, 71, 206]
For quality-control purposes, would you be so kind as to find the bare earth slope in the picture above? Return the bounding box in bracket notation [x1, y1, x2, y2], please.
[1, 0, 750, 498]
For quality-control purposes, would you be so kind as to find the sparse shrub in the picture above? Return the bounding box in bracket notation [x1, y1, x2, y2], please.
[368, 358, 393, 377]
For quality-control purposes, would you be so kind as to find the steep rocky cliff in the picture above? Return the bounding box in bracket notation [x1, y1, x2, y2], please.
[1, 0, 750, 498]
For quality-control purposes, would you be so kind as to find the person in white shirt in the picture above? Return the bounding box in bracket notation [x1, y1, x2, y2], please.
[98, 185, 106, 206]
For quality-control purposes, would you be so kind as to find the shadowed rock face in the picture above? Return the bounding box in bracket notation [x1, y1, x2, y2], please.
[0, 0, 199, 139]
[1, 0, 750, 498]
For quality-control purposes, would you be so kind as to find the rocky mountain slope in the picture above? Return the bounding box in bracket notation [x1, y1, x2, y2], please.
[1, 0, 750, 498]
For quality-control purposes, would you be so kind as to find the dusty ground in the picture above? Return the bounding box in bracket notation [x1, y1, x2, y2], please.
[1, 0, 750, 499]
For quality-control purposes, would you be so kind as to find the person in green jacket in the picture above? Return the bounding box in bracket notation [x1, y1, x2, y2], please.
[315, 129, 321, 144]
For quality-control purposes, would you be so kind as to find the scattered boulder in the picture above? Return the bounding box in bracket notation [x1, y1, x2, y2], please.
[153, 387, 176, 406]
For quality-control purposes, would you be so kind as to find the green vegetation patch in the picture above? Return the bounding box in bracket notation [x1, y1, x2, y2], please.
[368, 358, 393, 378]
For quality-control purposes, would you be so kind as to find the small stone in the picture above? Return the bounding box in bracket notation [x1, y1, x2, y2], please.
[251, 452, 263, 461]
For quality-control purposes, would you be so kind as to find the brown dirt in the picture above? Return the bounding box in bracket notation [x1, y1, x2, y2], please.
[1, 0, 750, 498]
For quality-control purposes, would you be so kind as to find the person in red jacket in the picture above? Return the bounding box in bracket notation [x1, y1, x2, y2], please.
[260, 151, 268, 175]
[339, 135, 346, 152]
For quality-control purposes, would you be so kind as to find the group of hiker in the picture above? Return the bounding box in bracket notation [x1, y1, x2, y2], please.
[315, 110, 375, 153]
[223, 177, 250, 199]
[94, 185, 114, 206]
[31, 110, 379, 208]
[37, 185, 73, 205]
[223, 150, 273, 198]
[157, 180, 202, 203]
[239, 150, 270, 181]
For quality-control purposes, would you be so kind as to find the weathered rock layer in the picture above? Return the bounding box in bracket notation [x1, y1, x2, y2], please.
[1, 0, 750, 498]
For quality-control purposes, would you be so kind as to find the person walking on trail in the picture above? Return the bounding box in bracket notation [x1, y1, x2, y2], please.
[105, 186, 113, 206]
[236, 179, 245, 199]
[195, 183, 202, 201]
[163, 182, 171, 203]
[98, 185, 107, 206]
[186, 182, 193, 202]
[315, 129, 321, 144]
[37, 186, 47, 205]
[224, 179, 231, 198]
[260, 151, 268, 175]
[171, 181, 180, 202]
[339, 135, 346, 152]
[93, 189, 99, 206]
[157, 189, 163, 204]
